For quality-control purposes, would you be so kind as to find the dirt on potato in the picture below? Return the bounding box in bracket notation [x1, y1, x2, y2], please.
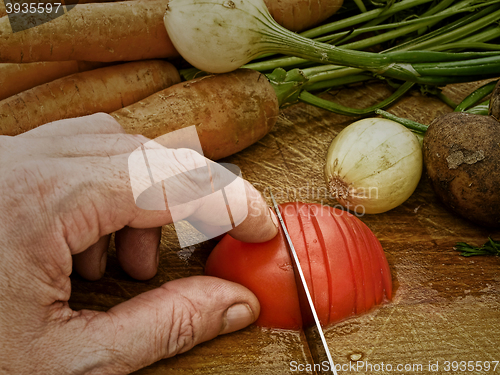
[423, 112, 500, 229]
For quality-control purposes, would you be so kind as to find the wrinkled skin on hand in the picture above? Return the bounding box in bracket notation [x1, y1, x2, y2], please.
[0, 113, 278, 375]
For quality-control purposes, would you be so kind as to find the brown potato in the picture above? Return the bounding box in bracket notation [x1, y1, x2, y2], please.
[423, 112, 500, 229]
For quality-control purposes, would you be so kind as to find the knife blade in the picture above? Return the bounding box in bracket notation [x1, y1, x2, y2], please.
[269, 191, 337, 375]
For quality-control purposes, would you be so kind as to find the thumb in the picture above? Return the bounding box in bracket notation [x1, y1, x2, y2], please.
[62, 276, 259, 374]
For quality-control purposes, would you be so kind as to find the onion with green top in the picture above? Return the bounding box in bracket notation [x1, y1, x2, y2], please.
[164, 0, 500, 82]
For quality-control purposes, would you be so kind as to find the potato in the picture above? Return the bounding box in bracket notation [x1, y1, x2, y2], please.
[423, 112, 500, 229]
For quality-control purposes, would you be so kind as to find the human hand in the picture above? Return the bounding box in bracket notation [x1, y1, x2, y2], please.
[0, 113, 278, 375]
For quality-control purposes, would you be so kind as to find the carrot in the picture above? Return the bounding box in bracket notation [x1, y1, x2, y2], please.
[0, 60, 180, 136]
[0, 0, 178, 63]
[111, 69, 279, 161]
[263, 0, 344, 32]
[0, 61, 109, 101]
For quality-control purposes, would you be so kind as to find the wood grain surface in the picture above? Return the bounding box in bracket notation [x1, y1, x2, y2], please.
[69, 79, 500, 375]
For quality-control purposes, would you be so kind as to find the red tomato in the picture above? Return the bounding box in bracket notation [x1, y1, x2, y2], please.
[205, 202, 392, 330]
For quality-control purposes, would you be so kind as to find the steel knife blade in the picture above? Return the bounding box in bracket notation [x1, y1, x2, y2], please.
[269, 191, 337, 375]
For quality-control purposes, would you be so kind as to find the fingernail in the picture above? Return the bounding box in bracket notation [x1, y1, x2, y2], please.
[268, 207, 279, 228]
[100, 251, 107, 276]
[220, 303, 255, 335]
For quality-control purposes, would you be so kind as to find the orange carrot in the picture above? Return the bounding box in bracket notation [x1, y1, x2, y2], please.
[0, 61, 108, 101]
[111, 69, 279, 160]
[0, 60, 180, 135]
[0, 0, 178, 63]
[263, 0, 344, 32]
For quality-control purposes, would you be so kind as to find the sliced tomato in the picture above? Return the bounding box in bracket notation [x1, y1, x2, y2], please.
[205, 202, 392, 330]
[205, 226, 303, 329]
[311, 204, 357, 323]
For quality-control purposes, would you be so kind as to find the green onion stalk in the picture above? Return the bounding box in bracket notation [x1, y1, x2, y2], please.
[465, 101, 490, 115]
[164, 0, 500, 82]
[258, 1, 500, 115]
[454, 79, 498, 111]
[245, 0, 500, 72]
[174, 0, 500, 116]
[374, 75, 496, 136]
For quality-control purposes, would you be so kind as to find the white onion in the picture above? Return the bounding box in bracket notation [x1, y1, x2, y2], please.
[325, 118, 423, 214]
[164, 0, 278, 73]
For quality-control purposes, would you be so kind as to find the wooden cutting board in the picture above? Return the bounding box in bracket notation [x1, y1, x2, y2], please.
[69, 79, 500, 375]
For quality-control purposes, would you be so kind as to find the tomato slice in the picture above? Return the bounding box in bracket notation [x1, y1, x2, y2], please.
[205, 202, 392, 330]
[311, 205, 358, 323]
[280, 202, 331, 327]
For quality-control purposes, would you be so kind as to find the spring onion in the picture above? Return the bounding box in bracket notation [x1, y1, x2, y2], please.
[164, 0, 499, 82]
[454, 79, 498, 112]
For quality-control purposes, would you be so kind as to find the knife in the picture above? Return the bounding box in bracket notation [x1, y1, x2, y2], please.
[269, 191, 337, 375]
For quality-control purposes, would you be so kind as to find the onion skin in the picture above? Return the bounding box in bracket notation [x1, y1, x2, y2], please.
[325, 118, 423, 214]
[164, 0, 271, 73]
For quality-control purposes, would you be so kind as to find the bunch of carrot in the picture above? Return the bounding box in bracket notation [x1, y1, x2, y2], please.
[1, 0, 348, 158]
[0, 0, 275, 157]
[1, 0, 184, 137]
[1, 0, 499, 159]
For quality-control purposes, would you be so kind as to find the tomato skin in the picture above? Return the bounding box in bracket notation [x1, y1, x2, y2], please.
[205, 226, 302, 329]
[205, 202, 392, 330]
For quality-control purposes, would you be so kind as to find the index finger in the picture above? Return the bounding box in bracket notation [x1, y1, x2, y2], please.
[57, 147, 277, 255]
[128, 145, 279, 245]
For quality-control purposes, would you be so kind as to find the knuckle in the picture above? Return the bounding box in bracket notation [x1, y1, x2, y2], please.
[81, 312, 137, 373]
[0, 160, 59, 233]
[159, 292, 203, 358]
[90, 112, 125, 133]
[121, 133, 149, 149]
